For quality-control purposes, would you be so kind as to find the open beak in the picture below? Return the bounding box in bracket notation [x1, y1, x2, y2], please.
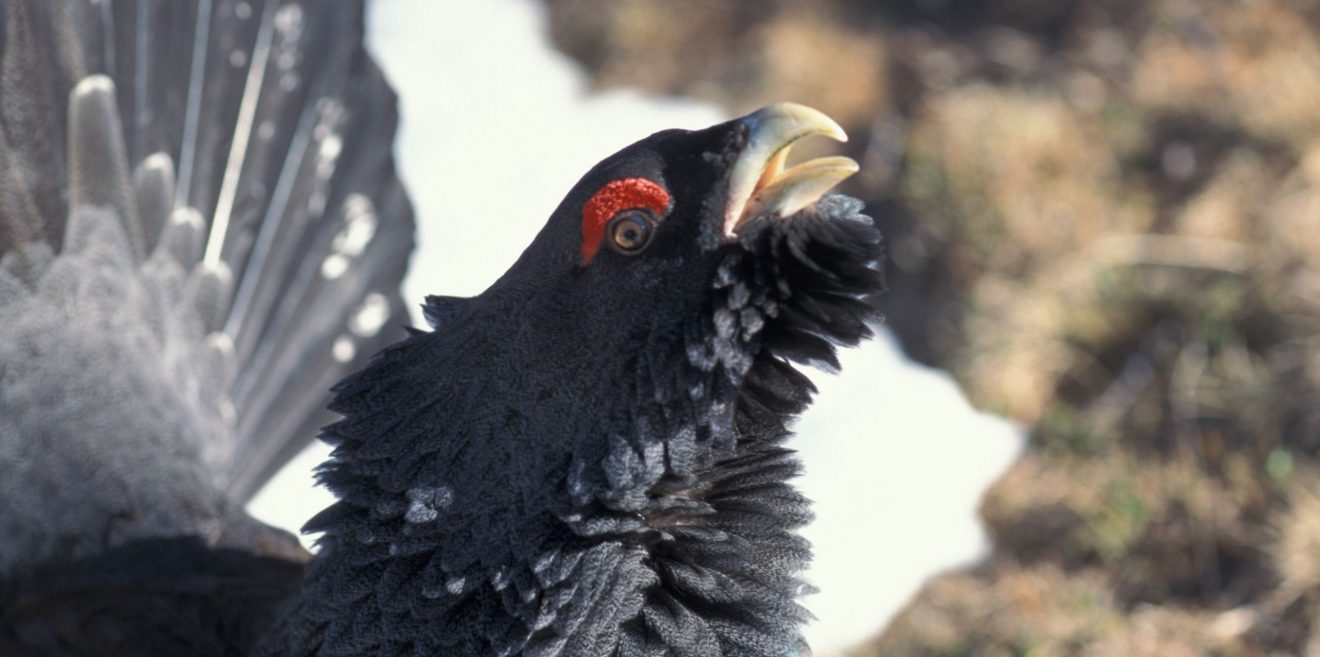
[723, 102, 859, 240]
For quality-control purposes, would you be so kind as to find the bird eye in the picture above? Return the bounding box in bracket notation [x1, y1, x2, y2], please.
[607, 210, 655, 254]
[580, 178, 670, 264]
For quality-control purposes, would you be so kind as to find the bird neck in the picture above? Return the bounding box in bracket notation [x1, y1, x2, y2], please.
[274, 310, 814, 656]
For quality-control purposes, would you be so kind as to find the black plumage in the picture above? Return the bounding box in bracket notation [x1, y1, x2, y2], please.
[0, 2, 885, 656]
[275, 122, 885, 656]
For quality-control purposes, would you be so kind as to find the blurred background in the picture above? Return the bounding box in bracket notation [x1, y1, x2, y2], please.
[254, 0, 1320, 654]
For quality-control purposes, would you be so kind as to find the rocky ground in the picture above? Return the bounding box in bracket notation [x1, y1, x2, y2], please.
[539, 0, 1320, 654]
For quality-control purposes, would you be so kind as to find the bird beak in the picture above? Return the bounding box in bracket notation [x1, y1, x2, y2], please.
[723, 102, 859, 240]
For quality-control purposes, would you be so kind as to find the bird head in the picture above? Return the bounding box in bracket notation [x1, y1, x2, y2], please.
[306, 103, 885, 656]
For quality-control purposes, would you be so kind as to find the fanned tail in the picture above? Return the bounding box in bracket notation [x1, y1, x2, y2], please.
[0, 0, 414, 571]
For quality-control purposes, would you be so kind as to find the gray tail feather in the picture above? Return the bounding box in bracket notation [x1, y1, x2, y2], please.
[0, 0, 413, 566]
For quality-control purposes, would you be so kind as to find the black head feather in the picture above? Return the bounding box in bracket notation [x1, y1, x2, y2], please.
[274, 108, 885, 657]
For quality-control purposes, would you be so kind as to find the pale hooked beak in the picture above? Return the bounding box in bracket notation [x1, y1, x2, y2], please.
[723, 102, 859, 239]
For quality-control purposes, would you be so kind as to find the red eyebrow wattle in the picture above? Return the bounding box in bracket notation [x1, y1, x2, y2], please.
[581, 178, 671, 264]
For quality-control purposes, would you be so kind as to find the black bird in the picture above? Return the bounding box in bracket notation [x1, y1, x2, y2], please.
[0, 2, 885, 656]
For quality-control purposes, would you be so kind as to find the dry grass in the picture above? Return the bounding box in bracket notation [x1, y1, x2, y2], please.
[1273, 474, 1320, 601]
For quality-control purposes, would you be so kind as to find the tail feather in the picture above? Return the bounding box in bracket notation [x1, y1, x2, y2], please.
[133, 152, 177, 253]
[69, 75, 142, 255]
[1, 2, 75, 251]
[0, 0, 414, 571]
